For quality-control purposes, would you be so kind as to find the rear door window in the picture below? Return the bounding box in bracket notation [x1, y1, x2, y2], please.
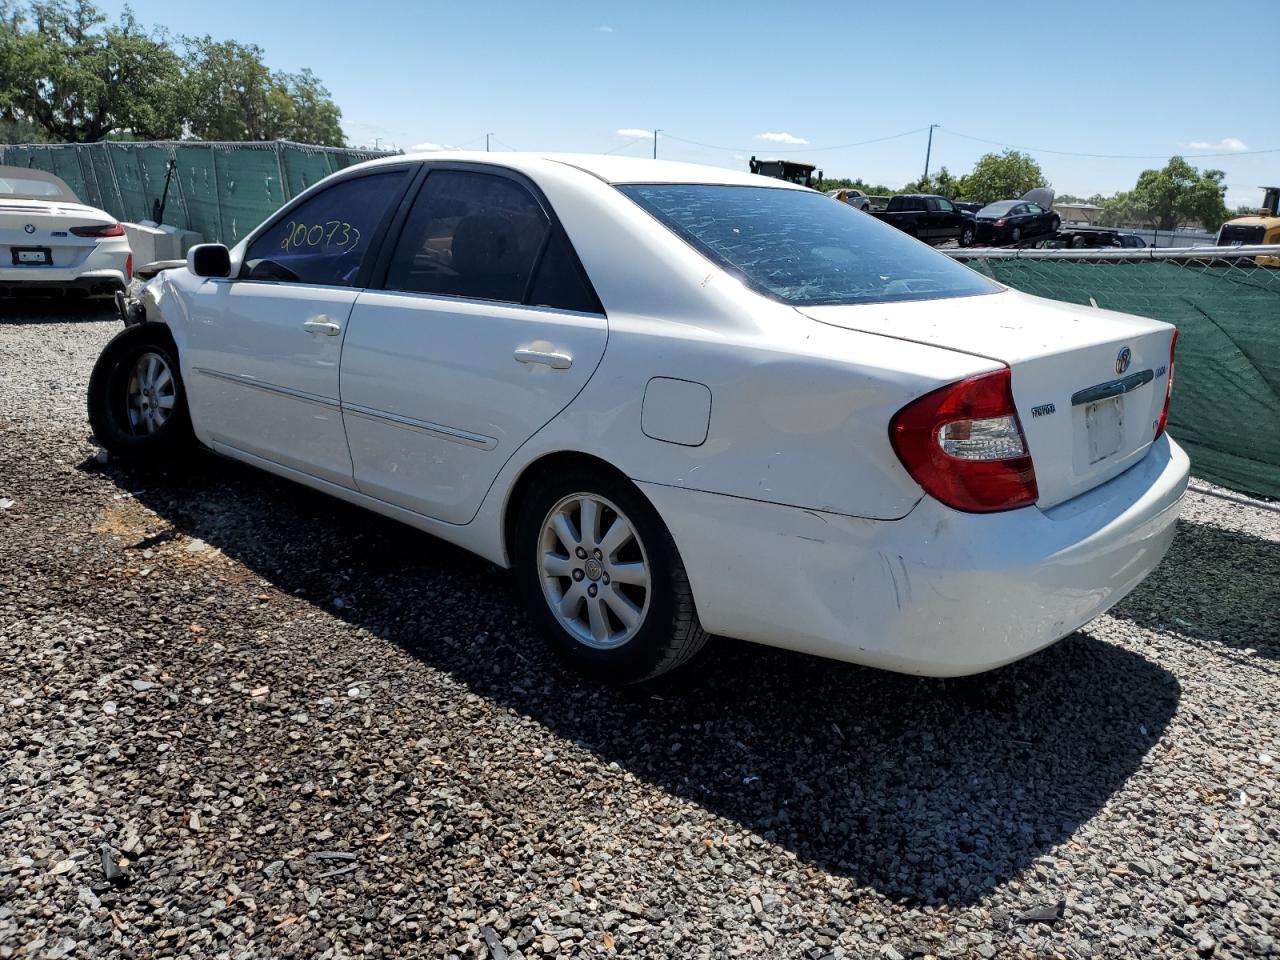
[385, 169, 601, 312]
[242, 170, 408, 286]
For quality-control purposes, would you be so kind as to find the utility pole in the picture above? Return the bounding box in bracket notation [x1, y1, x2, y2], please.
[486, 133, 492, 152]
[653, 129, 661, 159]
[374, 137, 382, 151]
[923, 124, 939, 181]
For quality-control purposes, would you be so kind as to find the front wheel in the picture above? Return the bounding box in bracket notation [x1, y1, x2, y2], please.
[960, 224, 975, 247]
[87, 322, 193, 462]
[514, 466, 708, 683]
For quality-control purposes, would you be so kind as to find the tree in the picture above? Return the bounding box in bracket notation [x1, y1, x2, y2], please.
[820, 176, 894, 196]
[0, 0, 345, 145]
[901, 165, 959, 198]
[182, 38, 344, 146]
[2, 0, 185, 142]
[954, 150, 1047, 204]
[1120, 157, 1229, 231]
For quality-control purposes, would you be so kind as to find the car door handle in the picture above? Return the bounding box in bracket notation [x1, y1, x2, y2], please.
[514, 348, 573, 369]
[302, 317, 342, 336]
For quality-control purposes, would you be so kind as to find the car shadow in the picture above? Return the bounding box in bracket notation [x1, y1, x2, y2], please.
[1109, 517, 1279, 662]
[88, 452, 1182, 906]
[0, 297, 117, 324]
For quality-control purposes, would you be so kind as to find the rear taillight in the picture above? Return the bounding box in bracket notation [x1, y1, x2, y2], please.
[890, 368, 1039, 513]
[125, 254, 133, 281]
[1154, 328, 1178, 438]
[70, 222, 125, 238]
[995, 218, 1008, 226]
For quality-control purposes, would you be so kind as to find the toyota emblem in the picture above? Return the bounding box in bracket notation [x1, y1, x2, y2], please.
[23, 223, 35, 234]
[1115, 347, 1132, 375]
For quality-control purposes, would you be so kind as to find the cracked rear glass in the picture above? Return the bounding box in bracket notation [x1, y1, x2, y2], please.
[619, 184, 999, 306]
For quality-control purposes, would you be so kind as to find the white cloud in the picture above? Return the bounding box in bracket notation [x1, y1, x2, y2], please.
[410, 141, 465, 152]
[756, 131, 809, 145]
[596, 24, 615, 32]
[1186, 137, 1248, 152]
[616, 128, 652, 139]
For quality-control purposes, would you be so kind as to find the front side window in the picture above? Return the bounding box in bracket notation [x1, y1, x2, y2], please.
[242, 170, 407, 286]
[936, 198, 955, 212]
[619, 184, 999, 306]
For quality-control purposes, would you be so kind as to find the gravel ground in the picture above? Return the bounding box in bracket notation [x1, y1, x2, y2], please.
[0, 305, 1276, 960]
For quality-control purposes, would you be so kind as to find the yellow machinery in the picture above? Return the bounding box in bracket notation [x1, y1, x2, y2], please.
[1218, 186, 1280, 266]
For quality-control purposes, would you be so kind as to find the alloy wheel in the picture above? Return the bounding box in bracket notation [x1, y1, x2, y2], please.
[125, 351, 176, 435]
[537, 492, 651, 650]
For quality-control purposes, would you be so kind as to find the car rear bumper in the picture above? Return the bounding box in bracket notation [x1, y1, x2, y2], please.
[0, 270, 127, 297]
[640, 434, 1189, 676]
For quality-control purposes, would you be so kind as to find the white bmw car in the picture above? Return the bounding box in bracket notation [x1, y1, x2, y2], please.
[0, 166, 132, 298]
[89, 153, 1188, 683]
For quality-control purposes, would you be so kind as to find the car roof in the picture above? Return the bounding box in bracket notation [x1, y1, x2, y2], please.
[0, 165, 80, 202]
[362, 151, 809, 189]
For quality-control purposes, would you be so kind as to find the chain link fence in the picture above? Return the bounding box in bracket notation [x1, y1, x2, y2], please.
[950, 246, 1280, 499]
[0, 140, 392, 246]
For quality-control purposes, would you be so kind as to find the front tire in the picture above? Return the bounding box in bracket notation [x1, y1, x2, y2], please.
[514, 465, 708, 684]
[960, 224, 975, 247]
[88, 323, 193, 462]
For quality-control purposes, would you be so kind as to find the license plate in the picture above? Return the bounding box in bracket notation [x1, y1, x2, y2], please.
[12, 247, 52, 266]
[1085, 396, 1124, 464]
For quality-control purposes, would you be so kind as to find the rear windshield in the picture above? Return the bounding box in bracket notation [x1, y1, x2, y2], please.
[619, 184, 998, 306]
[978, 201, 1018, 216]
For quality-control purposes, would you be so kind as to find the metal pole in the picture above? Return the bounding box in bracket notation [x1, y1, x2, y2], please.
[653, 129, 660, 159]
[923, 124, 938, 181]
[486, 133, 491, 152]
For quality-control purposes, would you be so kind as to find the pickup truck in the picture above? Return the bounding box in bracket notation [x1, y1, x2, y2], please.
[872, 194, 974, 246]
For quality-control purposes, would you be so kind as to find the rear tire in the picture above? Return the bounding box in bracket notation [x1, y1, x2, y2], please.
[87, 323, 193, 463]
[514, 464, 708, 684]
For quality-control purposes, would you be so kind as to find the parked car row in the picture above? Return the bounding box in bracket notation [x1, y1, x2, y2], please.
[851, 188, 1110, 249]
[870, 194, 976, 246]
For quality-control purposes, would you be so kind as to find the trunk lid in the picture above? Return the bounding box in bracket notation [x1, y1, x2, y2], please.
[0, 199, 114, 269]
[800, 289, 1175, 508]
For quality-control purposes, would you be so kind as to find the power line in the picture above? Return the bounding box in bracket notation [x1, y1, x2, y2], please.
[937, 127, 1280, 160]
[660, 126, 929, 155]
[603, 136, 649, 156]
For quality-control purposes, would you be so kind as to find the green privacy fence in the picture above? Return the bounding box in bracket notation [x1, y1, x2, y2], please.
[952, 248, 1280, 499]
[0, 140, 392, 246]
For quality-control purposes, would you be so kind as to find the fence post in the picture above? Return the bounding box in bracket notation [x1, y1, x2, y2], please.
[209, 143, 225, 245]
[102, 142, 127, 221]
[275, 140, 290, 203]
[82, 144, 107, 211]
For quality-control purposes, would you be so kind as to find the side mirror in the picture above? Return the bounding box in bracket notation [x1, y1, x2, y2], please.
[187, 244, 231, 278]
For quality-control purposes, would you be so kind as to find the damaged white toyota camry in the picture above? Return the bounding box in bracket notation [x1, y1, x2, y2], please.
[89, 153, 1188, 683]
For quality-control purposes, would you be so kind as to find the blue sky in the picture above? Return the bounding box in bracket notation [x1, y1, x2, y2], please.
[100, 0, 1277, 208]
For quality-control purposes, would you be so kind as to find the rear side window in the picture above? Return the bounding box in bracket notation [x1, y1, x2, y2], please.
[242, 171, 407, 286]
[620, 183, 999, 306]
[386, 171, 546, 303]
[384, 170, 601, 312]
[526, 229, 603, 313]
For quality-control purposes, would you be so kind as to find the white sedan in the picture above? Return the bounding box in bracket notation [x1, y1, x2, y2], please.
[0, 166, 132, 298]
[89, 153, 1188, 683]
